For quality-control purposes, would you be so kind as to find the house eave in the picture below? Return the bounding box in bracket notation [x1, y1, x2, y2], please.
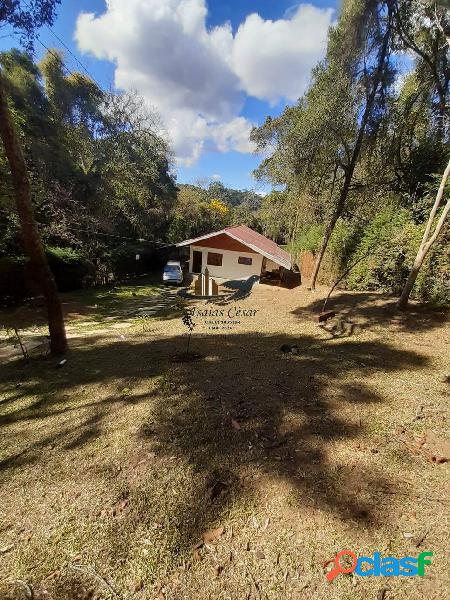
[177, 230, 291, 270]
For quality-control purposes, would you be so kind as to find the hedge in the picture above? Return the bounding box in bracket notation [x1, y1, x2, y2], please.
[0, 247, 94, 305]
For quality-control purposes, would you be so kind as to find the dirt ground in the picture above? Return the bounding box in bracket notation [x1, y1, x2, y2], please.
[0, 281, 449, 599]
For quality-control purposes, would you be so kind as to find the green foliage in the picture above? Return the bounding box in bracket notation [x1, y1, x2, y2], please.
[414, 227, 450, 306]
[290, 224, 324, 254]
[347, 209, 414, 293]
[46, 247, 94, 292]
[0, 49, 176, 293]
[0, 256, 28, 305]
[0, 248, 94, 303]
[167, 182, 261, 243]
[258, 191, 293, 242]
[345, 206, 449, 306]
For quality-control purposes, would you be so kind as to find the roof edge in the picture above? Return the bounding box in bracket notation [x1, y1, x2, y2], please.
[176, 228, 292, 270]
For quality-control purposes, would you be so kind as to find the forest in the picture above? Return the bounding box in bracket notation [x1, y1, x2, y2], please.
[0, 0, 449, 342]
[251, 0, 450, 307]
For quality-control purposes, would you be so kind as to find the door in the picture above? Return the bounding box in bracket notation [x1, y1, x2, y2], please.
[192, 250, 202, 273]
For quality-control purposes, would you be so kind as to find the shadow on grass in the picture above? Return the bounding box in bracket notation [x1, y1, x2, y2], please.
[0, 329, 430, 594]
[293, 290, 448, 335]
[0, 278, 182, 331]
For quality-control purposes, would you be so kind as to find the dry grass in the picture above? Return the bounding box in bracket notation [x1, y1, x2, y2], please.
[0, 281, 449, 599]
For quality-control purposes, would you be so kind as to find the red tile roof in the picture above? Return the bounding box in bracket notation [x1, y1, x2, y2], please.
[177, 225, 292, 269]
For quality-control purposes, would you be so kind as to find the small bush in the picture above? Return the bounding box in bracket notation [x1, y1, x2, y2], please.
[0, 256, 28, 306]
[291, 224, 324, 254]
[346, 209, 449, 305]
[46, 247, 94, 292]
[347, 209, 416, 293]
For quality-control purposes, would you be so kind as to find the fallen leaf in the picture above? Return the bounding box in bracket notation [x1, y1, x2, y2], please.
[231, 418, 241, 430]
[255, 550, 265, 560]
[202, 526, 224, 543]
[0, 544, 14, 554]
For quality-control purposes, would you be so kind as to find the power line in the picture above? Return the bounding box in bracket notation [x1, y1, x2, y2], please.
[42, 25, 110, 91]
[64, 226, 174, 248]
[6, 28, 86, 83]
[43, 23, 99, 83]
[21, 0, 105, 89]
[35, 36, 75, 79]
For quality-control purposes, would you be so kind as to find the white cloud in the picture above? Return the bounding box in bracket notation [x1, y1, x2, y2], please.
[231, 4, 334, 104]
[211, 174, 221, 181]
[75, 0, 333, 165]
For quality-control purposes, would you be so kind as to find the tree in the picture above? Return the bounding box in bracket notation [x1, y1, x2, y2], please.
[0, 48, 176, 285]
[307, 0, 395, 290]
[0, 1, 67, 354]
[397, 158, 450, 308]
[397, 4, 450, 308]
[252, 0, 397, 290]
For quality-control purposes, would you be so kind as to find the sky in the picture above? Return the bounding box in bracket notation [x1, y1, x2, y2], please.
[1, 0, 340, 191]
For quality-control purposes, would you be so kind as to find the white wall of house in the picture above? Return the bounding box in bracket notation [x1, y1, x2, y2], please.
[189, 245, 264, 280]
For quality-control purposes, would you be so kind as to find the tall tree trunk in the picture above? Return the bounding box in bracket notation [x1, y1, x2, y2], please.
[310, 17, 392, 290]
[0, 71, 67, 354]
[397, 157, 450, 310]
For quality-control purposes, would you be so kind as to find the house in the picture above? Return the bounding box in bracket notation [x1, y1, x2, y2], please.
[176, 225, 292, 282]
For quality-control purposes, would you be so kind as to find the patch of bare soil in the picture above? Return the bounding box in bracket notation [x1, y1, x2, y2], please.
[0, 284, 448, 599]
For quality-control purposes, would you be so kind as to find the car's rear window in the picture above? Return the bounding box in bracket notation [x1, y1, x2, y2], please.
[164, 266, 180, 273]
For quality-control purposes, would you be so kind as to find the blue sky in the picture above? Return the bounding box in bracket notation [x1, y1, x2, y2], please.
[1, 1, 339, 191]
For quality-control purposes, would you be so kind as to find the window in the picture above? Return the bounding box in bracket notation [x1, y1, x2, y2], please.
[207, 252, 223, 266]
[238, 256, 252, 265]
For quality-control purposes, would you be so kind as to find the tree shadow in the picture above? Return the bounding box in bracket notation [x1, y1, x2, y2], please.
[0, 334, 426, 516]
[0, 282, 182, 333]
[0, 328, 429, 573]
[293, 290, 448, 335]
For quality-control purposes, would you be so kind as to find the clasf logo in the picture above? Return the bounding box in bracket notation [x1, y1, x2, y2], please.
[327, 550, 433, 582]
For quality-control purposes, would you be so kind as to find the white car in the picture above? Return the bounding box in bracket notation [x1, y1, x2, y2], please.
[162, 260, 183, 285]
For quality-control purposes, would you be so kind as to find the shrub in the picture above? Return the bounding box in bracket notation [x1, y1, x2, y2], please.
[0, 256, 28, 306]
[46, 247, 94, 292]
[346, 209, 449, 305]
[414, 227, 450, 306]
[347, 209, 415, 293]
[291, 224, 324, 254]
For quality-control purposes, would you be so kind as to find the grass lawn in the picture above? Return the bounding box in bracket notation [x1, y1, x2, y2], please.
[0, 281, 449, 599]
